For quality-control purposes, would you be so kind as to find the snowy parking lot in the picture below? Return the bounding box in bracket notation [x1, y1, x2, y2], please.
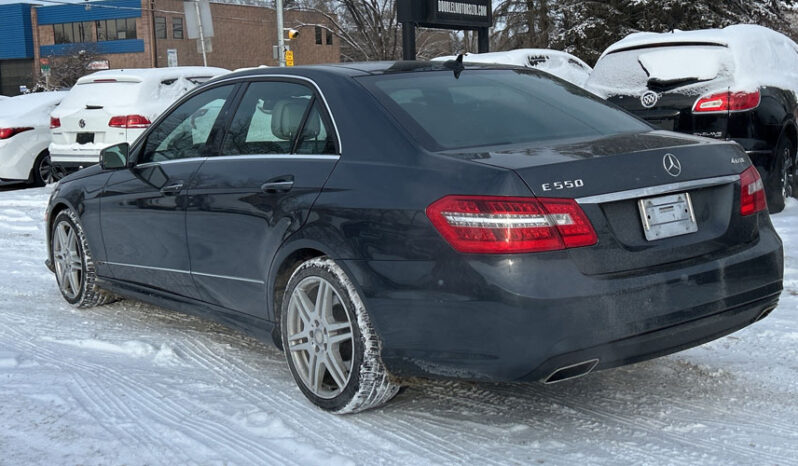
[1, 185, 797, 465]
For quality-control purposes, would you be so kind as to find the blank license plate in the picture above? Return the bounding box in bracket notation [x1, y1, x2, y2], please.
[76, 132, 94, 144]
[638, 192, 697, 241]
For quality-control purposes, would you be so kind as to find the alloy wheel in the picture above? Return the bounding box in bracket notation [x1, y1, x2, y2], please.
[781, 146, 794, 200]
[53, 220, 83, 299]
[286, 276, 354, 399]
[39, 155, 55, 185]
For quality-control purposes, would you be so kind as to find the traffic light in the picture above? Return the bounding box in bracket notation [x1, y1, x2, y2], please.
[285, 28, 299, 40]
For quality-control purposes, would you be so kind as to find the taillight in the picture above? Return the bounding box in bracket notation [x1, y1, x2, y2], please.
[693, 90, 760, 113]
[0, 127, 33, 139]
[50, 117, 61, 129]
[108, 115, 151, 128]
[426, 195, 598, 254]
[740, 166, 767, 216]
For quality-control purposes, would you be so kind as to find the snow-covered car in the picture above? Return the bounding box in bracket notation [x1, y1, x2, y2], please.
[0, 91, 67, 186]
[586, 25, 798, 212]
[49, 66, 229, 175]
[433, 49, 592, 87]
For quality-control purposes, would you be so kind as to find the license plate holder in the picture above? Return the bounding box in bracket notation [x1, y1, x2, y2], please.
[638, 192, 697, 241]
[76, 132, 94, 145]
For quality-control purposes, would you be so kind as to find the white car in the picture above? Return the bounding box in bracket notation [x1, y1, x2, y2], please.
[49, 66, 228, 175]
[432, 49, 593, 87]
[0, 91, 67, 186]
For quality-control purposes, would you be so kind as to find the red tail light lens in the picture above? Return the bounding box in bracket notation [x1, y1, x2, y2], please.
[426, 195, 598, 254]
[0, 127, 33, 139]
[108, 115, 151, 128]
[740, 166, 767, 216]
[693, 90, 760, 113]
[49, 117, 61, 129]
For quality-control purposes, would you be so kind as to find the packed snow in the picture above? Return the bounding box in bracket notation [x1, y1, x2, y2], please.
[1, 185, 798, 464]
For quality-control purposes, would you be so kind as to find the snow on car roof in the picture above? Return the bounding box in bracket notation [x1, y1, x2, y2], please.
[432, 49, 592, 87]
[0, 91, 67, 127]
[75, 66, 229, 85]
[602, 24, 788, 58]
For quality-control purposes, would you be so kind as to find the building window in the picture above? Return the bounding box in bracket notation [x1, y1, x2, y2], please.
[172, 18, 184, 39]
[326, 29, 333, 45]
[155, 17, 166, 39]
[315, 26, 322, 45]
[53, 22, 94, 44]
[96, 18, 137, 41]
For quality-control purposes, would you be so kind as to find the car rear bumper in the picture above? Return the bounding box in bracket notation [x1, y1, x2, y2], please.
[341, 216, 783, 382]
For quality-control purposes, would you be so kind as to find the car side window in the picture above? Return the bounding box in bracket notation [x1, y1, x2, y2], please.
[139, 84, 234, 164]
[221, 81, 335, 156]
[295, 101, 336, 155]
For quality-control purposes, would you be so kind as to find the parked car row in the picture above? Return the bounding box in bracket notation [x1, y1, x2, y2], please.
[0, 66, 228, 187]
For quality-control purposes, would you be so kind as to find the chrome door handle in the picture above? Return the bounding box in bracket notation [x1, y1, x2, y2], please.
[261, 177, 294, 193]
[161, 182, 184, 194]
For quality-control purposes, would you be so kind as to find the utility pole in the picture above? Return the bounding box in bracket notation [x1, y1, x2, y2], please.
[195, 0, 208, 66]
[276, 0, 285, 67]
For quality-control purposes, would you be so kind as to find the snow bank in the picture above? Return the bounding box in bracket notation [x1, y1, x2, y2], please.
[432, 49, 593, 87]
[587, 24, 798, 98]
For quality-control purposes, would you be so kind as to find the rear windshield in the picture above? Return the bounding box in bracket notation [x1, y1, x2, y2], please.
[588, 45, 733, 96]
[59, 81, 143, 109]
[360, 69, 650, 150]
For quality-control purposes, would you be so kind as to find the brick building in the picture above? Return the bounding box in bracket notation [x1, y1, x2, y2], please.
[0, 0, 340, 95]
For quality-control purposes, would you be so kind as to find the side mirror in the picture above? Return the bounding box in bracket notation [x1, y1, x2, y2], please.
[100, 142, 129, 170]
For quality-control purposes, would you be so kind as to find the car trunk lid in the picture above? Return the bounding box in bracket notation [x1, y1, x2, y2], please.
[444, 131, 757, 275]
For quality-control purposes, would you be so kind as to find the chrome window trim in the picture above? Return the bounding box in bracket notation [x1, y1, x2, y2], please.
[134, 157, 208, 169]
[203, 154, 340, 162]
[207, 74, 343, 154]
[99, 261, 265, 285]
[576, 175, 739, 204]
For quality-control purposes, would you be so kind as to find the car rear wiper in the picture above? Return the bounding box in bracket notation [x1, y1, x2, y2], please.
[647, 77, 708, 92]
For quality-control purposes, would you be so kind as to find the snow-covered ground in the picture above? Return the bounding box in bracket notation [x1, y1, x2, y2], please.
[1, 185, 797, 465]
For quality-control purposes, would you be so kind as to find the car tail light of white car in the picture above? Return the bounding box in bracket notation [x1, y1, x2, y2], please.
[0, 127, 34, 140]
[692, 90, 761, 113]
[49, 117, 60, 129]
[108, 115, 152, 128]
[426, 195, 598, 253]
[740, 166, 767, 216]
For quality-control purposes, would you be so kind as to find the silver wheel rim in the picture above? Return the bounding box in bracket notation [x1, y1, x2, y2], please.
[286, 276, 354, 399]
[39, 155, 54, 184]
[53, 220, 83, 299]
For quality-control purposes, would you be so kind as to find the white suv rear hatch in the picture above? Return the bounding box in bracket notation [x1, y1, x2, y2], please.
[50, 66, 228, 170]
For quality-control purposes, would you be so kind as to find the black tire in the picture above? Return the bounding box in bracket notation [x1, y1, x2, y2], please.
[280, 257, 400, 414]
[29, 151, 51, 187]
[766, 137, 794, 214]
[51, 209, 116, 307]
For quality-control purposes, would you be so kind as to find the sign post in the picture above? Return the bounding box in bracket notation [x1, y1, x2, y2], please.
[398, 0, 492, 60]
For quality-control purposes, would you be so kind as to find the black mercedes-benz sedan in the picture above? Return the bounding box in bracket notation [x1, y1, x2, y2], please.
[45, 61, 783, 413]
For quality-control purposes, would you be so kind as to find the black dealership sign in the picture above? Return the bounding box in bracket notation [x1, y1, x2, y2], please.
[398, 0, 492, 59]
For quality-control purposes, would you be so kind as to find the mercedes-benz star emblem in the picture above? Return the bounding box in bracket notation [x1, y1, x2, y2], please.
[78, 119, 86, 128]
[663, 153, 682, 177]
[640, 91, 659, 108]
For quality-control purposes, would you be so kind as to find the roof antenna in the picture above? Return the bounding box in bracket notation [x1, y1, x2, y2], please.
[444, 53, 465, 79]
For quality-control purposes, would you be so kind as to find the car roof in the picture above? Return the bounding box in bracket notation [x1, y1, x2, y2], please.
[601, 24, 794, 59]
[212, 60, 525, 83]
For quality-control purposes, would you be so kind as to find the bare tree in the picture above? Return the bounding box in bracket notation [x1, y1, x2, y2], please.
[43, 45, 106, 89]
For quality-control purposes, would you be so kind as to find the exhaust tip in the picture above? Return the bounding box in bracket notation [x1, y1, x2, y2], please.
[544, 358, 599, 384]
[755, 305, 777, 322]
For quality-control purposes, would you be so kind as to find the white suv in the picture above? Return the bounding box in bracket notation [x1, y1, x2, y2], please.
[49, 66, 228, 175]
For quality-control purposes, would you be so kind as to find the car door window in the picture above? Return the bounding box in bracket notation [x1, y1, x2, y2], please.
[139, 84, 234, 164]
[221, 81, 335, 155]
